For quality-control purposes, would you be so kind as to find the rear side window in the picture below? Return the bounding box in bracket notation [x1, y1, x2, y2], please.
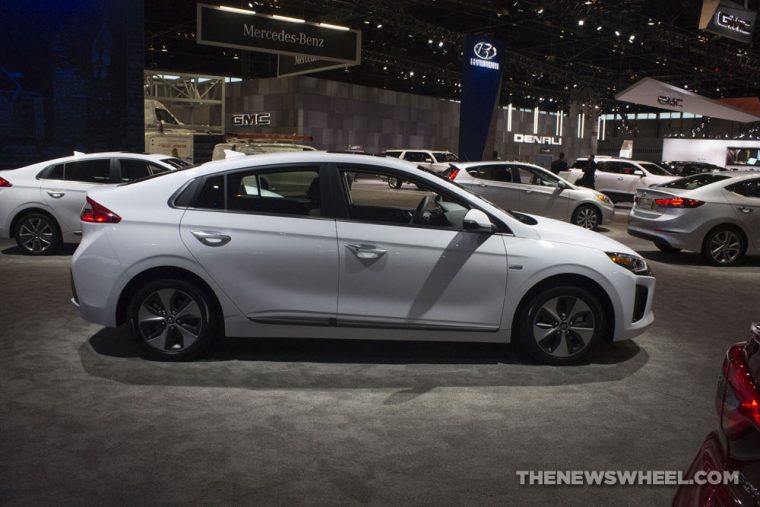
[65, 159, 111, 183]
[572, 160, 588, 170]
[195, 175, 225, 209]
[119, 159, 151, 182]
[403, 152, 428, 163]
[727, 178, 760, 198]
[227, 167, 321, 217]
[39, 164, 64, 180]
[660, 174, 731, 190]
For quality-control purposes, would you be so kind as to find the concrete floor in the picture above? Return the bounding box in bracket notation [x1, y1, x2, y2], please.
[1, 211, 759, 505]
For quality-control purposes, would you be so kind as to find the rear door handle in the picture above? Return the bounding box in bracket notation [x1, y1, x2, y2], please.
[46, 190, 65, 198]
[739, 207, 754, 214]
[478, 183, 488, 188]
[346, 243, 387, 260]
[191, 230, 231, 247]
[524, 189, 533, 194]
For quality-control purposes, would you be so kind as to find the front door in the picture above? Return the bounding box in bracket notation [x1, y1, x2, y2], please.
[728, 178, 760, 249]
[510, 165, 572, 219]
[461, 164, 523, 212]
[333, 165, 507, 331]
[179, 165, 339, 324]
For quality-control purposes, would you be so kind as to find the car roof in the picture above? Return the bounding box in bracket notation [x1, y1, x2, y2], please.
[453, 160, 546, 170]
[385, 149, 452, 152]
[13, 152, 176, 172]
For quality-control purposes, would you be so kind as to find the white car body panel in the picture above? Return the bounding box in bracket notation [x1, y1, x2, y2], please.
[71, 152, 655, 347]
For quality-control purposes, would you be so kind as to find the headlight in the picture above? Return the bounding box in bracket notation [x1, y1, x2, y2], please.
[606, 252, 651, 275]
[595, 193, 612, 205]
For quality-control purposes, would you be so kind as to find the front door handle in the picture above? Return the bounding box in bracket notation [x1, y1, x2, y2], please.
[191, 230, 231, 247]
[478, 183, 488, 188]
[346, 243, 387, 260]
[524, 189, 533, 194]
[617, 177, 624, 181]
[46, 190, 65, 198]
[739, 207, 754, 214]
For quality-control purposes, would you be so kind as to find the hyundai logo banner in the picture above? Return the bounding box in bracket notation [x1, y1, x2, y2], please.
[197, 4, 361, 71]
[458, 35, 504, 161]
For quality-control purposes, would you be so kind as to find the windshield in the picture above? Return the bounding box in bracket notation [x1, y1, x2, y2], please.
[659, 173, 731, 190]
[433, 152, 458, 163]
[155, 108, 180, 125]
[638, 162, 673, 176]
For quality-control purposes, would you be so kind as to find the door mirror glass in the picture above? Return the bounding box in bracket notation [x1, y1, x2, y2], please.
[463, 209, 494, 233]
[424, 158, 433, 164]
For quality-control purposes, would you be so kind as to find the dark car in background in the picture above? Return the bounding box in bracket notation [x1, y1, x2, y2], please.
[662, 161, 723, 177]
[673, 322, 760, 506]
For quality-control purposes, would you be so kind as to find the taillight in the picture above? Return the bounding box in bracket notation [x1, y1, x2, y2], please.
[721, 343, 760, 439]
[81, 197, 121, 223]
[0, 177, 12, 187]
[447, 167, 460, 180]
[654, 197, 704, 208]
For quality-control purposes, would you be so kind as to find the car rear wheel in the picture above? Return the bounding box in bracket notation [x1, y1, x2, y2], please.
[518, 286, 605, 365]
[572, 205, 601, 230]
[128, 279, 220, 361]
[702, 226, 745, 266]
[654, 240, 681, 253]
[14, 213, 61, 255]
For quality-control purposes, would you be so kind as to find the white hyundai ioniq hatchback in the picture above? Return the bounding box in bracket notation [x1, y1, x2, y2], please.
[71, 152, 655, 365]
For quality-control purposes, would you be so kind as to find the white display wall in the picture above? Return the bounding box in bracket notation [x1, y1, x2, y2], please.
[662, 138, 760, 169]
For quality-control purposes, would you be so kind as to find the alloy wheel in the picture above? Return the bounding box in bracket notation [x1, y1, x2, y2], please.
[575, 207, 599, 229]
[137, 288, 203, 352]
[708, 230, 741, 265]
[18, 217, 55, 253]
[532, 296, 596, 358]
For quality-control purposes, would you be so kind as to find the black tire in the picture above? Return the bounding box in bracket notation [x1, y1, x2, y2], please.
[128, 278, 220, 361]
[518, 285, 606, 366]
[14, 212, 62, 255]
[571, 205, 602, 230]
[702, 226, 745, 266]
[388, 177, 403, 189]
[654, 240, 681, 253]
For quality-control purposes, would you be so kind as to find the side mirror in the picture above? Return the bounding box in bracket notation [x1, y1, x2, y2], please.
[557, 181, 569, 191]
[424, 158, 434, 164]
[463, 209, 495, 233]
[633, 169, 645, 177]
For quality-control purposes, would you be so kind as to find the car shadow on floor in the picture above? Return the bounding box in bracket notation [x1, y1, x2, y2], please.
[79, 326, 649, 394]
[1, 244, 78, 256]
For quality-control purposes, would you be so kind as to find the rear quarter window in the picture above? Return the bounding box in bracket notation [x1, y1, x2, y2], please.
[659, 174, 731, 190]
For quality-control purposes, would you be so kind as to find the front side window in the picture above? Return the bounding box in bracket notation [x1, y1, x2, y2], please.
[467, 165, 512, 182]
[338, 166, 469, 229]
[119, 159, 151, 182]
[432, 152, 458, 163]
[512, 166, 558, 187]
[227, 167, 321, 217]
[64, 159, 111, 183]
[597, 161, 619, 173]
[728, 178, 760, 199]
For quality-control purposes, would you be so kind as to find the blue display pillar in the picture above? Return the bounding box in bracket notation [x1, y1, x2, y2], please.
[457, 35, 504, 162]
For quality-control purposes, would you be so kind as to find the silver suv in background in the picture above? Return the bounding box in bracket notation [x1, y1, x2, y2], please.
[384, 149, 458, 176]
[560, 157, 678, 202]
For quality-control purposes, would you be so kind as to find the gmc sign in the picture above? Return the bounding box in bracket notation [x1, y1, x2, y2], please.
[231, 112, 271, 127]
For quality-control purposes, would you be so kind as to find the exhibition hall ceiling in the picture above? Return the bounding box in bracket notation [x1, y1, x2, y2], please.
[145, 0, 760, 109]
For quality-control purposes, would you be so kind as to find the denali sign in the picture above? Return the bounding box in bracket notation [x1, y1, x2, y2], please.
[514, 134, 562, 145]
[657, 95, 683, 107]
[197, 3, 361, 76]
[232, 112, 271, 127]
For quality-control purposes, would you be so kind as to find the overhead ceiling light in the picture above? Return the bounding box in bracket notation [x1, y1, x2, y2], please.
[578, 19, 585, 26]
[596, 25, 602, 31]
[438, 41, 444, 47]
[537, 8, 544, 14]
[614, 30, 621, 36]
[319, 22, 349, 31]
[220, 5, 256, 15]
[428, 38, 433, 44]
[376, 23, 383, 28]
[273, 14, 305, 23]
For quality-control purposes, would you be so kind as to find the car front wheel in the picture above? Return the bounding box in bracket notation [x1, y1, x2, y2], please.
[128, 279, 220, 361]
[518, 286, 605, 365]
[572, 205, 601, 230]
[14, 213, 61, 255]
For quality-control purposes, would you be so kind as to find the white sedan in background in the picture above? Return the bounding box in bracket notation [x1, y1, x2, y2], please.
[560, 157, 678, 202]
[445, 161, 614, 230]
[71, 152, 655, 365]
[0, 152, 185, 254]
[628, 172, 760, 265]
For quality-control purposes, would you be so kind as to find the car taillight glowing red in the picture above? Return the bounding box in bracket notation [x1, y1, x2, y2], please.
[447, 167, 460, 180]
[720, 343, 760, 439]
[0, 177, 12, 187]
[654, 197, 704, 208]
[80, 197, 121, 223]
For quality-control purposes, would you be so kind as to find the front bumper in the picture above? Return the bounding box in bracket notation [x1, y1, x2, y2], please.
[613, 274, 655, 342]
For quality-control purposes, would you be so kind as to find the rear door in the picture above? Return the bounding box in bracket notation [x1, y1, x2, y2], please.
[462, 164, 523, 211]
[727, 178, 760, 249]
[116, 158, 170, 182]
[39, 158, 114, 235]
[593, 161, 620, 195]
[615, 161, 643, 196]
[179, 164, 339, 324]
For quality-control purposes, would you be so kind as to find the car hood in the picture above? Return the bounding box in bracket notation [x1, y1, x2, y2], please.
[529, 214, 638, 256]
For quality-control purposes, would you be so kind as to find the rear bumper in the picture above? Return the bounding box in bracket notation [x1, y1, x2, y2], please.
[627, 212, 704, 252]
